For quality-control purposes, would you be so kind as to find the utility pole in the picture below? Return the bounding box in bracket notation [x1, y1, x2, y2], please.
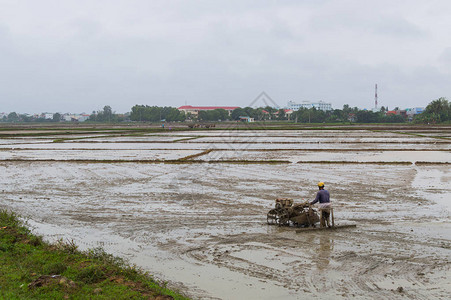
[375, 84, 378, 110]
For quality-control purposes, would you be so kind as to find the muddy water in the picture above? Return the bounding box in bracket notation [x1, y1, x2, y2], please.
[0, 128, 450, 299]
[1, 161, 450, 299]
[1, 142, 450, 151]
[197, 150, 451, 163]
[0, 149, 201, 161]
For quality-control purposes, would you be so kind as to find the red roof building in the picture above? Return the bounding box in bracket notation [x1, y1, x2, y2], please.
[178, 105, 240, 115]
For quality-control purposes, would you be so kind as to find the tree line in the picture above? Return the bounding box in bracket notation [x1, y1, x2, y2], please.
[414, 97, 451, 124]
[125, 98, 450, 124]
[129, 105, 186, 122]
[125, 104, 409, 123]
[2, 98, 450, 124]
[1, 112, 63, 123]
[195, 105, 405, 123]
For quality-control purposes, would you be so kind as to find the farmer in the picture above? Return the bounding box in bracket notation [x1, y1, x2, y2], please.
[310, 182, 331, 227]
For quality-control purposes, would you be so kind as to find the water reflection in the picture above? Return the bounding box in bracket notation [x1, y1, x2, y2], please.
[317, 234, 334, 270]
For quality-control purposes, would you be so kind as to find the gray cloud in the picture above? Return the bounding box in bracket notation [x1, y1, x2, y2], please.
[439, 47, 451, 65]
[0, 0, 450, 113]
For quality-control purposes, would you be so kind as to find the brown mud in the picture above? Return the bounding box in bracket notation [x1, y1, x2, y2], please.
[0, 127, 450, 299]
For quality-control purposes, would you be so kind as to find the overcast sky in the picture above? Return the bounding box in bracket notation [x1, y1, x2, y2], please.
[1, 0, 451, 113]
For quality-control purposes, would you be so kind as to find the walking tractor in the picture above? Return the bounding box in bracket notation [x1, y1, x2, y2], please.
[267, 198, 329, 227]
[266, 198, 356, 231]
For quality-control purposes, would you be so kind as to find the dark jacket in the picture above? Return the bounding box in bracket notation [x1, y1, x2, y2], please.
[311, 189, 330, 205]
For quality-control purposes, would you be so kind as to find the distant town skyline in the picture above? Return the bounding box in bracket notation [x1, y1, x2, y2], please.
[1, 99, 425, 116]
[1, 1, 450, 113]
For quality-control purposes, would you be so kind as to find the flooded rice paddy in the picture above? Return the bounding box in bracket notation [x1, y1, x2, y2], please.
[0, 125, 450, 299]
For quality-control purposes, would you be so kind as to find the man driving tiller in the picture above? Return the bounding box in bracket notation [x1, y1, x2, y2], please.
[310, 182, 332, 228]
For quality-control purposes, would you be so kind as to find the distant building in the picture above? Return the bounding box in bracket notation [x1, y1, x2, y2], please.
[239, 116, 254, 122]
[287, 101, 332, 111]
[284, 109, 293, 116]
[406, 107, 424, 115]
[78, 114, 90, 122]
[42, 113, 54, 120]
[62, 113, 90, 122]
[348, 113, 356, 122]
[275, 109, 294, 118]
[177, 105, 239, 116]
[386, 107, 423, 121]
[63, 114, 75, 122]
[406, 107, 424, 121]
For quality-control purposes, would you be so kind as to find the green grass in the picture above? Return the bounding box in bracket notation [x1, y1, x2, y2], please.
[0, 209, 189, 300]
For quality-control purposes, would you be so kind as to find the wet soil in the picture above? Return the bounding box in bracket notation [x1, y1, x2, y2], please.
[0, 127, 450, 299]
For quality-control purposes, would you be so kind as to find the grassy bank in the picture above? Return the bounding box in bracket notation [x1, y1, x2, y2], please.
[0, 209, 188, 300]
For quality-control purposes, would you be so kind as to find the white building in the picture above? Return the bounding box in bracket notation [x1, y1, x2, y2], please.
[62, 113, 90, 122]
[405, 107, 424, 121]
[42, 113, 54, 119]
[406, 107, 424, 116]
[287, 100, 332, 111]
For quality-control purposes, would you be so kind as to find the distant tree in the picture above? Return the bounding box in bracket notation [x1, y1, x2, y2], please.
[130, 105, 185, 122]
[293, 107, 326, 123]
[243, 107, 256, 119]
[165, 107, 186, 122]
[231, 108, 247, 120]
[382, 114, 405, 123]
[53, 113, 61, 122]
[255, 108, 268, 120]
[327, 109, 343, 122]
[88, 105, 121, 122]
[356, 110, 381, 123]
[130, 105, 146, 121]
[427, 98, 450, 122]
[33, 117, 48, 122]
[7, 112, 19, 122]
[103, 105, 113, 122]
[341, 104, 352, 121]
[216, 109, 228, 121]
[263, 106, 277, 119]
[415, 97, 451, 123]
[20, 114, 33, 122]
[197, 110, 209, 121]
[263, 106, 277, 114]
[276, 109, 286, 120]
